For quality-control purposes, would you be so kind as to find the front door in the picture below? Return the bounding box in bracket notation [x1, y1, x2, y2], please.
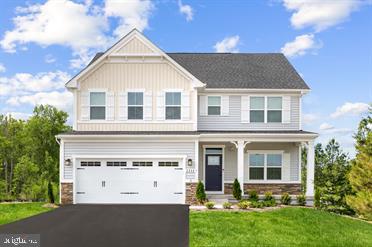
[205, 148, 223, 191]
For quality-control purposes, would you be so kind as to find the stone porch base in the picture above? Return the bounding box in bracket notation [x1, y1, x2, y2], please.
[224, 183, 302, 195]
[61, 183, 73, 205]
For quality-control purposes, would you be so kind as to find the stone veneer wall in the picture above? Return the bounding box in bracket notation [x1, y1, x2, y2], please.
[61, 183, 73, 205]
[224, 183, 301, 195]
[186, 183, 198, 205]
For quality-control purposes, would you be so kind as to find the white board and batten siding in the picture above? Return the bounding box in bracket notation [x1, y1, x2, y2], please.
[198, 95, 300, 130]
[63, 141, 196, 180]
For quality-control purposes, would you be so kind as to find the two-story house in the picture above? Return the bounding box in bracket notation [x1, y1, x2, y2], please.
[57, 29, 317, 205]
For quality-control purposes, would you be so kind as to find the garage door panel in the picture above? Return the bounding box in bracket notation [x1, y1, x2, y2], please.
[75, 159, 185, 204]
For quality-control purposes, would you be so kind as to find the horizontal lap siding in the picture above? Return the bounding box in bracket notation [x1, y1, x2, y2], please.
[63, 141, 195, 180]
[198, 95, 300, 130]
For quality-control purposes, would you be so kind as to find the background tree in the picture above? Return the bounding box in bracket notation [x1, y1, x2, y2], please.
[12, 156, 40, 201]
[346, 108, 372, 220]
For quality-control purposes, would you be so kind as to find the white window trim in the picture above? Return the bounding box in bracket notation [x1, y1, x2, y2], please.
[89, 90, 107, 121]
[127, 91, 144, 120]
[202, 145, 225, 194]
[249, 96, 283, 123]
[165, 91, 182, 120]
[247, 150, 284, 182]
[207, 95, 221, 116]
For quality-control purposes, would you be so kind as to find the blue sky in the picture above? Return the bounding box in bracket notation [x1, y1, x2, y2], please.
[0, 0, 371, 156]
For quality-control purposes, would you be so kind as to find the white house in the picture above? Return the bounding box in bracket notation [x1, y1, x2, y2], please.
[57, 29, 317, 205]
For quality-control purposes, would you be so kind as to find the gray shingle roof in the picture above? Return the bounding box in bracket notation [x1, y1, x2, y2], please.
[87, 52, 309, 89]
[168, 53, 309, 89]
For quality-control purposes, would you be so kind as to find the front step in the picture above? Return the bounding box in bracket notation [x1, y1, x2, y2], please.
[207, 194, 233, 204]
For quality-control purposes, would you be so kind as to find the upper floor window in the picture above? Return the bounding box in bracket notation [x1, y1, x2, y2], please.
[90, 92, 106, 120]
[249, 96, 282, 123]
[267, 97, 282, 123]
[128, 92, 143, 120]
[250, 97, 265, 122]
[165, 92, 181, 120]
[208, 96, 221, 115]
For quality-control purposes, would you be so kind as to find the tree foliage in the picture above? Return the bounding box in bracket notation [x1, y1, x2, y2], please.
[196, 181, 206, 204]
[0, 105, 70, 202]
[346, 108, 372, 220]
[232, 178, 242, 200]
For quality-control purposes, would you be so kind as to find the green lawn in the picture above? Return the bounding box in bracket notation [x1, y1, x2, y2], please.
[0, 202, 54, 225]
[190, 207, 372, 247]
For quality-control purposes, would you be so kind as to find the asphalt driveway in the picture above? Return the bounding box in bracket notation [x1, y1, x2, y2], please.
[0, 204, 189, 247]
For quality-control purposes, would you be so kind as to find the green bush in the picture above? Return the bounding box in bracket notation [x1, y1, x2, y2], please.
[232, 179, 242, 200]
[205, 202, 215, 209]
[281, 193, 292, 205]
[248, 190, 259, 201]
[237, 200, 250, 209]
[223, 202, 232, 209]
[297, 194, 306, 206]
[196, 181, 206, 204]
[264, 191, 274, 201]
[314, 189, 321, 208]
[263, 191, 276, 207]
[250, 201, 264, 208]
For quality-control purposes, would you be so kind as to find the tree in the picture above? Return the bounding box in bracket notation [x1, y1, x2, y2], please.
[24, 105, 70, 203]
[12, 156, 40, 201]
[232, 178, 242, 200]
[301, 146, 307, 193]
[346, 108, 372, 220]
[316, 139, 352, 214]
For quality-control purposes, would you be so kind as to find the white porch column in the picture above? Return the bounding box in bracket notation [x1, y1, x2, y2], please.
[306, 140, 315, 205]
[237, 140, 245, 195]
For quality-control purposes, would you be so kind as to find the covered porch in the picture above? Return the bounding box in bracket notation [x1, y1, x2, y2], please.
[196, 131, 317, 205]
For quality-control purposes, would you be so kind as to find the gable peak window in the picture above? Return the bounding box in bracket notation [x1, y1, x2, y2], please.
[165, 92, 181, 120]
[90, 92, 106, 120]
[208, 96, 221, 115]
[128, 92, 143, 120]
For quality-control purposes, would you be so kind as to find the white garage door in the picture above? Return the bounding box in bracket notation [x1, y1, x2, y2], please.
[75, 159, 185, 204]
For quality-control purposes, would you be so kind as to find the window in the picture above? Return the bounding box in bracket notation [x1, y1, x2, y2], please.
[249, 154, 264, 180]
[267, 154, 282, 180]
[128, 92, 143, 120]
[159, 161, 179, 167]
[132, 161, 153, 167]
[250, 97, 265, 122]
[165, 92, 181, 120]
[107, 161, 127, 167]
[248, 153, 282, 180]
[90, 92, 105, 120]
[208, 96, 221, 115]
[81, 161, 101, 167]
[267, 97, 282, 123]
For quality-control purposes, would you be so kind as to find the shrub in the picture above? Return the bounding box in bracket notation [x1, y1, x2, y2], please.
[196, 181, 206, 204]
[205, 202, 215, 209]
[248, 190, 259, 201]
[263, 191, 276, 207]
[264, 191, 274, 201]
[237, 200, 250, 209]
[314, 188, 321, 208]
[250, 201, 264, 208]
[281, 193, 291, 205]
[297, 194, 306, 206]
[223, 202, 232, 209]
[232, 179, 242, 200]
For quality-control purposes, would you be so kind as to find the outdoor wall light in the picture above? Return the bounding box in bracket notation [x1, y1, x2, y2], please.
[64, 158, 72, 167]
[187, 159, 193, 166]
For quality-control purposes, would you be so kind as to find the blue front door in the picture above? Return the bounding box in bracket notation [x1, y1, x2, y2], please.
[205, 148, 223, 191]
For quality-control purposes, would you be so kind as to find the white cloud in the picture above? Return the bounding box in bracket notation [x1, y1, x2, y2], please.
[319, 122, 334, 130]
[44, 54, 56, 64]
[178, 0, 193, 21]
[302, 113, 319, 124]
[0, 64, 5, 73]
[6, 91, 73, 111]
[281, 34, 321, 57]
[322, 127, 353, 136]
[104, 0, 154, 38]
[1, 0, 154, 68]
[330, 102, 369, 118]
[283, 0, 364, 32]
[5, 112, 31, 120]
[0, 71, 70, 96]
[214, 35, 240, 53]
